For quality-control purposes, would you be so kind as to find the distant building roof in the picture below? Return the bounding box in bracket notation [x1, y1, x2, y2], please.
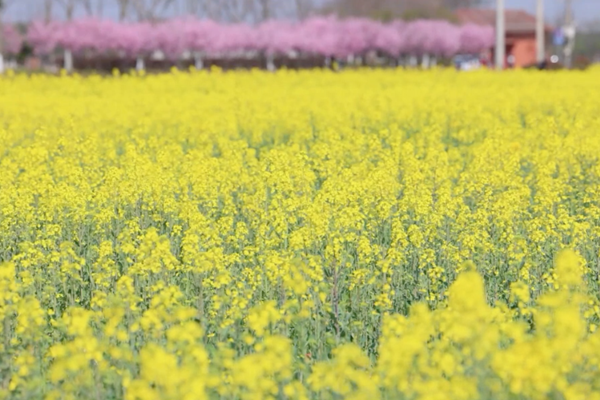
[455, 8, 553, 33]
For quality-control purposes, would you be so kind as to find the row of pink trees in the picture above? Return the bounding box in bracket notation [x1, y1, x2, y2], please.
[21, 17, 494, 71]
[3, 24, 24, 56]
[0, 24, 24, 72]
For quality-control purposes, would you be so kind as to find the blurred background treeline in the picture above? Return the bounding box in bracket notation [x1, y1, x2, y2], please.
[0, 0, 599, 71]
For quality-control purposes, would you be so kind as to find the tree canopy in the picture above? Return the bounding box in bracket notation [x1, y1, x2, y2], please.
[323, 0, 490, 22]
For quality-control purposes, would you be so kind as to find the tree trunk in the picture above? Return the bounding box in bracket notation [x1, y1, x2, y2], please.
[347, 54, 355, 67]
[421, 54, 431, 69]
[409, 55, 417, 68]
[64, 49, 73, 72]
[194, 53, 203, 70]
[266, 52, 275, 72]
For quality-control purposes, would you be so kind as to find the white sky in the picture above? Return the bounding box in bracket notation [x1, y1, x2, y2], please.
[4, 0, 600, 25]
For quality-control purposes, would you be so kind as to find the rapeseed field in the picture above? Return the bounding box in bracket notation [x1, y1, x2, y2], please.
[1, 67, 600, 399]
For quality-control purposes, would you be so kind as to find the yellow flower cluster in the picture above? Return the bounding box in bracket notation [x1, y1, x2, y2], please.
[1, 67, 600, 399]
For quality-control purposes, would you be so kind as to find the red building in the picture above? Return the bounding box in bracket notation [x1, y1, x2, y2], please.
[456, 8, 553, 68]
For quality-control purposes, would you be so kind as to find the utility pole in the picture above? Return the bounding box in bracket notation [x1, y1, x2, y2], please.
[563, 0, 576, 69]
[0, 0, 5, 74]
[536, 0, 545, 65]
[495, 0, 505, 70]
